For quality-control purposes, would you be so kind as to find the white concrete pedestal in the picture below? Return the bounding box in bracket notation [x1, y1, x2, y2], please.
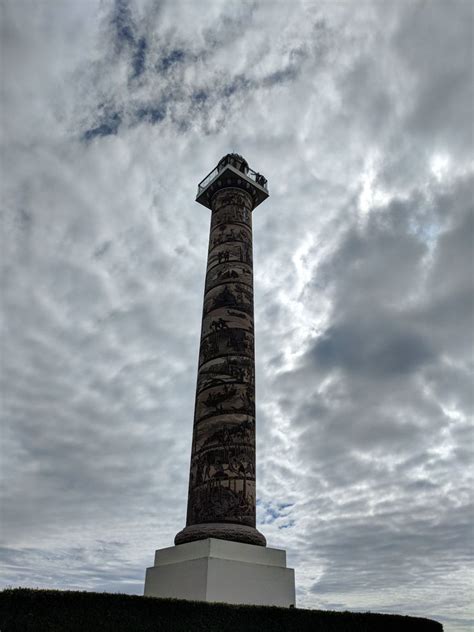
[144, 538, 295, 607]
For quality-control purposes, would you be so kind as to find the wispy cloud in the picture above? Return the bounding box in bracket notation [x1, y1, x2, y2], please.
[1, 2, 472, 631]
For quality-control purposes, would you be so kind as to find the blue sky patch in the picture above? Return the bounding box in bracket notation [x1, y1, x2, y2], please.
[111, 0, 135, 50]
[132, 37, 147, 79]
[158, 49, 186, 72]
[82, 112, 121, 141]
[136, 105, 166, 124]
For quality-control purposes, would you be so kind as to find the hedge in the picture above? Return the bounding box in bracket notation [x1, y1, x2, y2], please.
[0, 588, 443, 632]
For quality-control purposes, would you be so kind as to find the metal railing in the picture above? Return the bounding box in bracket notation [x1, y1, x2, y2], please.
[197, 162, 268, 198]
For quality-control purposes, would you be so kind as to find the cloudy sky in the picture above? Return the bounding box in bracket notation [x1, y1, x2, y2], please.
[1, 0, 473, 630]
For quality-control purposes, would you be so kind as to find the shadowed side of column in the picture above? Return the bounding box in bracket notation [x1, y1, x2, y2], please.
[175, 182, 266, 547]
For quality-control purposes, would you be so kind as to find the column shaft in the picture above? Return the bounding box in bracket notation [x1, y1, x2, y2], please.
[175, 187, 266, 547]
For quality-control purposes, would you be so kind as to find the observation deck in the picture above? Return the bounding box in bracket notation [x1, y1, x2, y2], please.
[196, 153, 269, 210]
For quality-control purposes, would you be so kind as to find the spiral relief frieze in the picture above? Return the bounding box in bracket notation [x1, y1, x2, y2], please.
[175, 163, 268, 548]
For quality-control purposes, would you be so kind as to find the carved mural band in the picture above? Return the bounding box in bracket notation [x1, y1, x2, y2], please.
[186, 188, 257, 528]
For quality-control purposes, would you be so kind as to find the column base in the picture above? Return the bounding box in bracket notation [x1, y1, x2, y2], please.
[174, 522, 266, 546]
[144, 538, 295, 607]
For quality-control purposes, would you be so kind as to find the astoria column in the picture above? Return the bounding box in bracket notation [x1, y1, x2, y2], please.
[175, 154, 269, 547]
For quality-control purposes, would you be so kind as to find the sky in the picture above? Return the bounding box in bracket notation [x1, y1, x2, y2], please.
[0, 0, 473, 630]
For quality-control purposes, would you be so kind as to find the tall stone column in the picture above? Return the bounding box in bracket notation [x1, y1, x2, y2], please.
[145, 155, 295, 606]
[175, 154, 268, 547]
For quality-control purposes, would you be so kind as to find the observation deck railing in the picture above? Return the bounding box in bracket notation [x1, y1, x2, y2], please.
[197, 162, 268, 199]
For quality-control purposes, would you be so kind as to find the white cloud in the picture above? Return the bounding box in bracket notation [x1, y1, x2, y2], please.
[1, 1, 472, 631]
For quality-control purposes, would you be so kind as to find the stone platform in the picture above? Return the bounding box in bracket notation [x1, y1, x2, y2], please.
[144, 538, 295, 607]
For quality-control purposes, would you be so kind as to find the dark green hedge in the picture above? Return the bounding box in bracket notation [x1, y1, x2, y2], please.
[0, 588, 442, 632]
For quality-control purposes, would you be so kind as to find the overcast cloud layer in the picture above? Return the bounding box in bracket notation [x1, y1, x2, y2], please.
[1, 1, 473, 630]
